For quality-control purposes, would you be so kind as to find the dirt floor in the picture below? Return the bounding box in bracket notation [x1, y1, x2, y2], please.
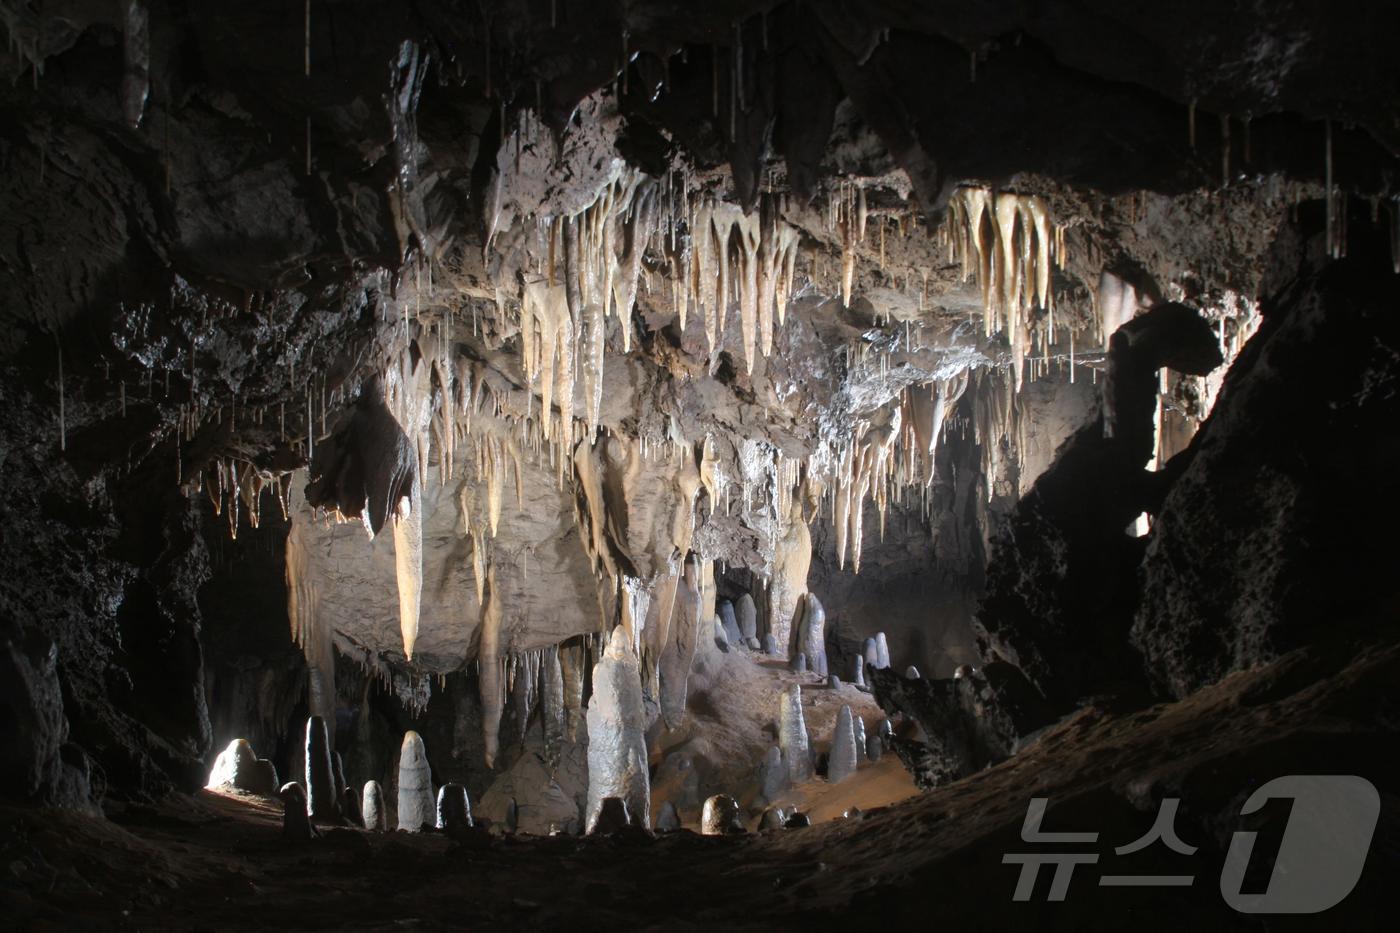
[3, 641, 1396, 931]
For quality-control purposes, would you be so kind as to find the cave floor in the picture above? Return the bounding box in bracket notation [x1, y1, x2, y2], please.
[3, 641, 1396, 932]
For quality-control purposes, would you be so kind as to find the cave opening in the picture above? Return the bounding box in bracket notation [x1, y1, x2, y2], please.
[2, 1, 1398, 929]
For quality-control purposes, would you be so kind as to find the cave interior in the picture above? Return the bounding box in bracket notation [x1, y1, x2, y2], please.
[2, 0, 1398, 928]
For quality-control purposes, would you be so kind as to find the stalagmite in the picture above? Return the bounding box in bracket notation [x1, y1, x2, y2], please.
[655, 800, 681, 833]
[340, 786, 363, 826]
[362, 780, 388, 832]
[279, 783, 316, 840]
[905, 665, 921, 680]
[541, 644, 566, 770]
[478, 564, 504, 767]
[435, 783, 473, 833]
[828, 705, 858, 784]
[876, 632, 890, 670]
[778, 684, 813, 782]
[717, 599, 741, 646]
[768, 508, 810, 656]
[866, 732, 882, 763]
[585, 627, 651, 832]
[790, 651, 806, 673]
[700, 795, 744, 835]
[763, 633, 778, 655]
[851, 655, 865, 688]
[659, 557, 703, 729]
[736, 593, 758, 642]
[759, 806, 787, 831]
[397, 730, 435, 831]
[206, 739, 279, 795]
[798, 594, 827, 678]
[304, 716, 338, 820]
[853, 714, 867, 762]
[863, 637, 879, 669]
[758, 744, 788, 803]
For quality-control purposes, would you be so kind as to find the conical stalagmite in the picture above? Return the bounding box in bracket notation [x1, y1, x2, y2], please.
[778, 684, 813, 782]
[655, 800, 681, 833]
[436, 783, 473, 833]
[736, 593, 757, 642]
[759, 744, 788, 803]
[853, 714, 868, 763]
[279, 782, 316, 840]
[304, 716, 337, 820]
[340, 786, 363, 826]
[828, 705, 858, 784]
[362, 780, 387, 831]
[876, 632, 891, 669]
[585, 628, 651, 832]
[397, 730, 434, 832]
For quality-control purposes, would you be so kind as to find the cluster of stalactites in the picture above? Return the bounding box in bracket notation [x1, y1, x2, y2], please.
[945, 186, 1066, 389]
[830, 406, 902, 574]
[200, 457, 293, 540]
[521, 172, 805, 400]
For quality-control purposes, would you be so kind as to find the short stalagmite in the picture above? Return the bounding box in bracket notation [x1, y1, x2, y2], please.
[758, 744, 788, 803]
[206, 738, 278, 796]
[340, 786, 362, 826]
[655, 800, 681, 833]
[700, 795, 744, 835]
[759, 806, 787, 831]
[876, 632, 891, 669]
[436, 783, 473, 834]
[736, 593, 758, 642]
[853, 714, 868, 763]
[279, 782, 316, 840]
[397, 730, 434, 832]
[718, 599, 741, 646]
[585, 627, 651, 832]
[778, 684, 813, 782]
[362, 780, 387, 831]
[828, 705, 858, 784]
[864, 637, 880, 669]
[905, 665, 922, 680]
[304, 716, 337, 820]
[791, 651, 807, 673]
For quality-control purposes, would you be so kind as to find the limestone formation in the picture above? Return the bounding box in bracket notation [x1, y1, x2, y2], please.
[759, 806, 787, 831]
[206, 739, 278, 796]
[304, 716, 337, 820]
[853, 715, 868, 762]
[717, 599, 742, 646]
[655, 800, 681, 833]
[763, 634, 778, 655]
[585, 627, 651, 832]
[340, 786, 363, 826]
[798, 594, 828, 677]
[828, 705, 858, 784]
[279, 782, 316, 840]
[784, 811, 811, 829]
[758, 745, 788, 803]
[590, 796, 632, 834]
[362, 780, 387, 831]
[746, 637, 760, 651]
[700, 794, 744, 835]
[736, 593, 758, 641]
[906, 666, 922, 680]
[851, 655, 866, 688]
[778, 684, 813, 782]
[827, 675, 842, 690]
[866, 733, 883, 762]
[864, 637, 880, 669]
[435, 783, 473, 833]
[876, 632, 891, 670]
[843, 807, 864, 819]
[397, 730, 435, 832]
[790, 652, 807, 673]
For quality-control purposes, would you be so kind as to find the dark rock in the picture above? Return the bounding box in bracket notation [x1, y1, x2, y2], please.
[700, 795, 744, 835]
[976, 302, 1224, 708]
[655, 800, 681, 833]
[435, 783, 473, 834]
[304, 716, 338, 821]
[1134, 252, 1400, 696]
[279, 782, 317, 840]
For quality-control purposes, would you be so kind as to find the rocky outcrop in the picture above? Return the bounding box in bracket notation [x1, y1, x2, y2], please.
[976, 303, 1224, 708]
[870, 663, 1054, 788]
[1133, 245, 1400, 697]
